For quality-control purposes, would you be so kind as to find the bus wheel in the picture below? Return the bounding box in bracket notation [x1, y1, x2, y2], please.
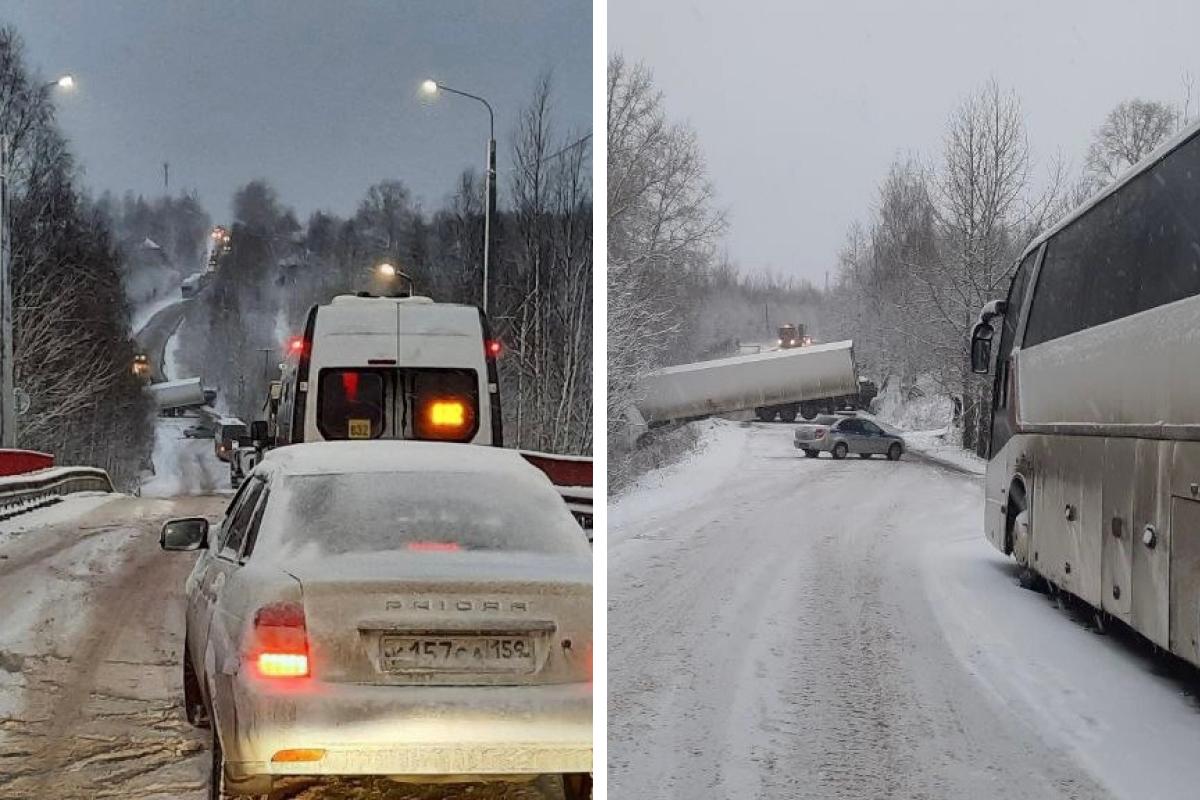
[755, 407, 776, 422]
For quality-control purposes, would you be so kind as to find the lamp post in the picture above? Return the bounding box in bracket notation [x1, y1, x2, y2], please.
[1, 74, 75, 448]
[421, 79, 495, 316]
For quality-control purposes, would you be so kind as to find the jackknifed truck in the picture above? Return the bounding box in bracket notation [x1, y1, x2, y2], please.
[632, 339, 874, 426]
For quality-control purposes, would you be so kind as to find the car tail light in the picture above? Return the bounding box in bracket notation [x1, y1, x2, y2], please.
[250, 601, 309, 678]
[814, 427, 827, 438]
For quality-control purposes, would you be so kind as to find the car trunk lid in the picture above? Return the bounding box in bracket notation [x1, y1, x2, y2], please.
[283, 551, 591, 686]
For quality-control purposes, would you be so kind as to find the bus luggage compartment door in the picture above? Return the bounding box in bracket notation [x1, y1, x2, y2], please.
[1169, 497, 1200, 664]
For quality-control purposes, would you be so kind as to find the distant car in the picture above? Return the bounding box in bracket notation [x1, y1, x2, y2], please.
[160, 441, 592, 799]
[184, 425, 214, 439]
[794, 416, 905, 460]
[213, 417, 247, 463]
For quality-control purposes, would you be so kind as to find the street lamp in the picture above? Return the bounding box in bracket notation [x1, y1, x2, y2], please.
[422, 78, 496, 316]
[1, 74, 75, 447]
[377, 262, 397, 277]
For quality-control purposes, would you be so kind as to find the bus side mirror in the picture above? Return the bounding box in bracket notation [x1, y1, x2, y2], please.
[970, 321, 994, 374]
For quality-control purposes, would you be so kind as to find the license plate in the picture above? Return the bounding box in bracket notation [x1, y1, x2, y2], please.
[379, 636, 536, 673]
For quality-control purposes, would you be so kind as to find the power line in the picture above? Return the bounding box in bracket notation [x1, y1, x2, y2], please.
[504, 133, 592, 174]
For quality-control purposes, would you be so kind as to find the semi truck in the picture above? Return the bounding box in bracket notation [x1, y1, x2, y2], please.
[633, 340, 874, 425]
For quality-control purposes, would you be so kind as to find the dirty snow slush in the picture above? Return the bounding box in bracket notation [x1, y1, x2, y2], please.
[609, 419, 1200, 800]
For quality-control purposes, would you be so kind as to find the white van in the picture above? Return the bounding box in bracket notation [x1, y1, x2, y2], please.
[274, 295, 502, 447]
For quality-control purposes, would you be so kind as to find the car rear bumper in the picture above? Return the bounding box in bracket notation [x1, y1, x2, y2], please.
[220, 678, 592, 780]
[794, 438, 832, 451]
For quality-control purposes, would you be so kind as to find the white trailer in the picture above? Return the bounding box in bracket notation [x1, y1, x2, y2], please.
[634, 340, 861, 424]
[146, 377, 207, 411]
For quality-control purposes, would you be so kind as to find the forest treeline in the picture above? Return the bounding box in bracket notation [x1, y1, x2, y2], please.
[0, 27, 152, 488]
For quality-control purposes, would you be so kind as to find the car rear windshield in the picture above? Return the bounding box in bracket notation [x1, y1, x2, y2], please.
[265, 471, 587, 557]
[813, 415, 839, 425]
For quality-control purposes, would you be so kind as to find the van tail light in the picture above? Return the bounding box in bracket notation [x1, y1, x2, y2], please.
[250, 601, 309, 678]
[485, 339, 502, 359]
[416, 396, 476, 441]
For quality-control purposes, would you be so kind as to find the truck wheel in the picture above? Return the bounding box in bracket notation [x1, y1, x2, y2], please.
[832, 442, 848, 460]
[803, 449, 818, 458]
[755, 407, 776, 422]
[778, 406, 798, 423]
[887, 443, 903, 461]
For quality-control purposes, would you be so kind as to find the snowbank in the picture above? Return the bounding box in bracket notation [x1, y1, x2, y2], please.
[0, 493, 120, 543]
[610, 419, 745, 538]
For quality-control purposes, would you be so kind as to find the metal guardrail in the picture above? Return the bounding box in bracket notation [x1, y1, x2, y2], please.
[0, 467, 115, 522]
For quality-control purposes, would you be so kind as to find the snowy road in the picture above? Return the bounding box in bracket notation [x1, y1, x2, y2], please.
[0, 498, 577, 799]
[609, 420, 1200, 800]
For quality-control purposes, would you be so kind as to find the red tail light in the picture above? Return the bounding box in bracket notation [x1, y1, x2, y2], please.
[250, 601, 309, 678]
[485, 339, 502, 359]
[814, 427, 827, 438]
[287, 336, 305, 355]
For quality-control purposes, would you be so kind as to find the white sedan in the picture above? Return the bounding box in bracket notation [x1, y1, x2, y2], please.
[161, 440, 592, 799]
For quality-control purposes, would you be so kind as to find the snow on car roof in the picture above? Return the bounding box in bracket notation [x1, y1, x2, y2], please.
[262, 440, 540, 478]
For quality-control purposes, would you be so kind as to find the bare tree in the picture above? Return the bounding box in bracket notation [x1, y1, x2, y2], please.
[607, 55, 725, 472]
[1085, 98, 1178, 185]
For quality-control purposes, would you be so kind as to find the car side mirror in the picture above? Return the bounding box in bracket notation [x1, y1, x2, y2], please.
[970, 321, 995, 374]
[250, 420, 269, 446]
[160, 517, 209, 551]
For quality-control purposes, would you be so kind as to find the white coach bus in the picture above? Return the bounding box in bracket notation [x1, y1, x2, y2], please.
[970, 119, 1200, 666]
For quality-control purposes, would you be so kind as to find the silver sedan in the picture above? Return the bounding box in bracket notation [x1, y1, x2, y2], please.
[793, 415, 906, 460]
[161, 440, 592, 799]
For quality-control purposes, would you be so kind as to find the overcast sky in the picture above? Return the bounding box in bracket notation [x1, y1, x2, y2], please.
[6, 0, 590, 223]
[610, 0, 1200, 285]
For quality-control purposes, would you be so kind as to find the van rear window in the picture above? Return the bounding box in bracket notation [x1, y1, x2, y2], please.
[318, 369, 386, 439]
[315, 368, 480, 442]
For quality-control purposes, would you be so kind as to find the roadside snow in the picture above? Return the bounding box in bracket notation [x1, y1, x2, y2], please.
[130, 290, 182, 336]
[609, 419, 745, 540]
[904, 426, 986, 475]
[141, 417, 227, 497]
[0, 493, 120, 543]
[922, 499, 1200, 800]
[164, 316, 186, 381]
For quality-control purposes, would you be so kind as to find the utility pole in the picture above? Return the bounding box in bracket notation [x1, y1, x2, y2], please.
[0, 135, 14, 447]
[163, 161, 169, 194]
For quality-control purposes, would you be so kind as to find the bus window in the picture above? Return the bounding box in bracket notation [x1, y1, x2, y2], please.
[1023, 132, 1200, 347]
[318, 369, 386, 439]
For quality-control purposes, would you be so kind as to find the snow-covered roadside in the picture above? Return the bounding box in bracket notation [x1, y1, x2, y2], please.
[919, 489, 1200, 800]
[0, 493, 121, 545]
[903, 426, 986, 474]
[609, 419, 745, 539]
[130, 289, 182, 336]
